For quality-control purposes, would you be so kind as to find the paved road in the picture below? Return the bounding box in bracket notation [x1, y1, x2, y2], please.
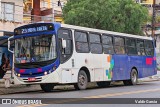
[0, 81, 160, 107]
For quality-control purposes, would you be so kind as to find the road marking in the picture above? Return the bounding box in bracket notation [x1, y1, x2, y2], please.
[84, 88, 160, 98]
[16, 88, 160, 106]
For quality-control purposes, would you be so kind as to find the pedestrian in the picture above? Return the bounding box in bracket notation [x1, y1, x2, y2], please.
[0, 53, 7, 79]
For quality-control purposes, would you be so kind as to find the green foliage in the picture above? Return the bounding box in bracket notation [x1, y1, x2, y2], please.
[156, 16, 160, 23]
[63, 0, 149, 35]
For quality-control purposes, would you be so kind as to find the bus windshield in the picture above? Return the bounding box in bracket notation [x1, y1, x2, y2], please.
[14, 34, 56, 64]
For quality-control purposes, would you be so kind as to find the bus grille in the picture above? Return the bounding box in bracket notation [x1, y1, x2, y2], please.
[22, 77, 42, 82]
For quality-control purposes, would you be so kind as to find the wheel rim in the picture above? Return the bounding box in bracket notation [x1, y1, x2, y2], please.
[132, 72, 137, 83]
[79, 74, 86, 86]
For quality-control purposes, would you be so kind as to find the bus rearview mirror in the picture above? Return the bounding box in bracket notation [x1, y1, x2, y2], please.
[62, 39, 67, 49]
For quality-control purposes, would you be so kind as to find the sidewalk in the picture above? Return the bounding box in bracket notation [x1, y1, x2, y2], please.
[0, 71, 160, 95]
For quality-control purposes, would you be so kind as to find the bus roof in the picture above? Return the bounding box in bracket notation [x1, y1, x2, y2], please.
[61, 24, 153, 40]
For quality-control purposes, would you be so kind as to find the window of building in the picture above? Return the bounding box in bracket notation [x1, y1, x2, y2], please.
[114, 36, 125, 54]
[102, 34, 114, 54]
[137, 40, 145, 55]
[145, 40, 154, 56]
[40, 0, 51, 9]
[1, 2, 14, 21]
[75, 31, 89, 53]
[89, 33, 102, 54]
[126, 38, 137, 55]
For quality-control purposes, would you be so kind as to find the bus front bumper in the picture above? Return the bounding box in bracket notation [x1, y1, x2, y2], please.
[13, 71, 60, 85]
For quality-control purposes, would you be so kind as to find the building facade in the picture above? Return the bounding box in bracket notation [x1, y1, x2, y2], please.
[136, 0, 160, 4]
[0, 0, 24, 36]
[23, 0, 67, 23]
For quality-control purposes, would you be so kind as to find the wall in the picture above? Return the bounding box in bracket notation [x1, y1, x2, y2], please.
[0, 0, 24, 35]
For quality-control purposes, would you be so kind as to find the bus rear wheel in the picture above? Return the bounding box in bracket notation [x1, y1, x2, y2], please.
[97, 81, 111, 88]
[74, 70, 88, 90]
[123, 69, 138, 86]
[40, 83, 54, 92]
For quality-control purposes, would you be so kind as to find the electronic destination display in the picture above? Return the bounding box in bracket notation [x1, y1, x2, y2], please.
[14, 23, 54, 35]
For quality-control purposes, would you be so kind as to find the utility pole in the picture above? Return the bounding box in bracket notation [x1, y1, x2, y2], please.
[52, 0, 54, 22]
[31, 0, 41, 23]
[152, 0, 156, 39]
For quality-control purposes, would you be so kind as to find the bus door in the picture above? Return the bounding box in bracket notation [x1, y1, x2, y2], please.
[58, 28, 73, 83]
[143, 40, 156, 76]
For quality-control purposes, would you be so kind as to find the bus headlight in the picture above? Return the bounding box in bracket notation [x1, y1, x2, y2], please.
[44, 71, 48, 75]
[18, 74, 21, 77]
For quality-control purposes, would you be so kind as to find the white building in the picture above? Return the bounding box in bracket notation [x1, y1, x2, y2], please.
[0, 0, 24, 36]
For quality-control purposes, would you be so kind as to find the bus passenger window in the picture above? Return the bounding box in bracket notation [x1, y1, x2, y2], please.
[75, 31, 89, 53]
[102, 34, 114, 54]
[137, 40, 145, 56]
[114, 37, 125, 54]
[89, 33, 102, 54]
[145, 40, 154, 56]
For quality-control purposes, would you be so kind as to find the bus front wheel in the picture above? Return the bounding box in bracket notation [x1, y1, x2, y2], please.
[123, 69, 138, 86]
[40, 83, 54, 92]
[74, 70, 88, 90]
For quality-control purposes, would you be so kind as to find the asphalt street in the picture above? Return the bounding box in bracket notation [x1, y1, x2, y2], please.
[0, 80, 160, 107]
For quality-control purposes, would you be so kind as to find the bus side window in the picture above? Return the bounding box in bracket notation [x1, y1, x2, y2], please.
[137, 50, 141, 55]
[144, 40, 154, 56]
[75, 31, 89, 53]
[89, 33, 102, 54]
[137, 40, 145, 56]
[125, 38, 137, 55]
[114, 36, 125, 54]
[102, 34, 114, 54]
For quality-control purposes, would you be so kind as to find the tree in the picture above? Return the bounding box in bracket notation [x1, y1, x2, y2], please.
[156, 16, 160, 23]
[63, 0, 149, 35]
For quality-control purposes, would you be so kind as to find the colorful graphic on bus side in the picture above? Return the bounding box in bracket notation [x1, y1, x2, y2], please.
[106, 55, 114, 79]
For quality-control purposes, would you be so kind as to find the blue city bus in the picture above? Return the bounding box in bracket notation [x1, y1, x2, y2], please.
[9, 22, 157, 92]
[0, 36, 13, 79]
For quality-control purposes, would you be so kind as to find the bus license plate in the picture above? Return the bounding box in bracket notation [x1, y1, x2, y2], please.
[28, 78, 36, 81]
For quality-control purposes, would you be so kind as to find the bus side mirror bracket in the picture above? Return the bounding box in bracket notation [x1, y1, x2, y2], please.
[8, 36, 14, 53]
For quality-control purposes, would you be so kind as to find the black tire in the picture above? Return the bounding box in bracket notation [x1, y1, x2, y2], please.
[123, 69, 138, 86]
[97, 81, 111, 88]
[40, 83, 54, 92]
[74, 70, 88, 90]
[130, 69, 138, 85]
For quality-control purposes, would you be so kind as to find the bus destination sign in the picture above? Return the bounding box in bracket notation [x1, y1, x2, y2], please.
[14, 23, 54, 35]
[21, 26, 47, 34]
